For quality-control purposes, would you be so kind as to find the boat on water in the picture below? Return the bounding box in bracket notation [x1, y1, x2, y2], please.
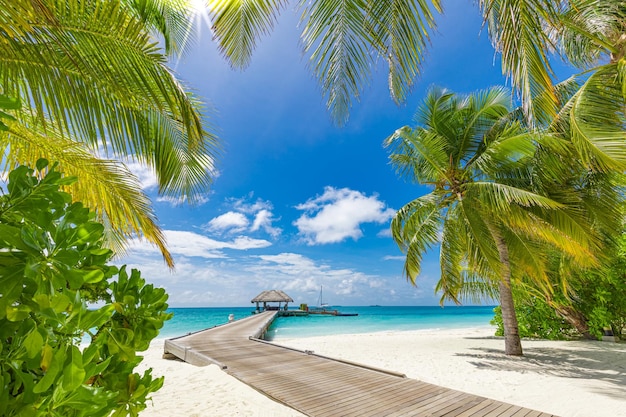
[304, 286, 358, 317]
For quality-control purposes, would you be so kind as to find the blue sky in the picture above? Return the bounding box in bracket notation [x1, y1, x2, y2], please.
[118, 2, 560, 307]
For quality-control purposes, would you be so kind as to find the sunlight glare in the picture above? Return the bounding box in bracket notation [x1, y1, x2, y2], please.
[189, 0, 213, 35]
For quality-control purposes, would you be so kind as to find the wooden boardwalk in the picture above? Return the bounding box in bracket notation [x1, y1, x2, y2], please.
[164, 311, 556, 417]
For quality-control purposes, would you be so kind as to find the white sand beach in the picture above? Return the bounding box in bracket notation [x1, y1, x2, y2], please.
[139, 327, 626, 417]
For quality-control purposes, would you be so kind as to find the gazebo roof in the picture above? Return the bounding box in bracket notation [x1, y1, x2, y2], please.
[251, 290, 294, 303]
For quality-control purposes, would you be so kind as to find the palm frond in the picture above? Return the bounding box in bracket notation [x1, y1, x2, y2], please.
[2, 120, 174, 267]
[505, 204, 599, 268]
[531, 75, 582, 127]
[125, 0, 195, 55]
[470, 128, 537, 175]
[568, 63, 626, 171]
[385, 125, 451, 185]
[366, 0, 442, 103]
[299, 0, 372, 126]
[413, 86, 457, 135]
[208, 0, 286, 68]
[465, 181, 565, 212]
[456, 199, 503, 276]
[500, 224, 552, 294]
[456, 86, 512, 163]
[437, 214, 466, 304]
[480, 0, 560, 124]
[454, 271, 500, 305]
[391, 193, 443, 283]
[0, 0, 219, 201]
[0, 0, 45, 38]
[556, 0, 625, 67]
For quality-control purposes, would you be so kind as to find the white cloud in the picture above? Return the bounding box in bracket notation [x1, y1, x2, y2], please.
[125, 230, 271, 259]
[231, 194, 273, 214]
[116, 248, 434, 307]
[156, 194, 211, 206]
[206, 212, 250, 234]
[383, 255, 406, 261]
[205, 195, 282, 239]
[230, 236, 272, 250]
[123, 160, 159, 190]
[251, 209, 282, 237]
[294, 187, 395, 245]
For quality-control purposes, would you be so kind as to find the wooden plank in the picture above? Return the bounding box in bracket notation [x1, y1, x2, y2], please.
[455, 399, 498, 417]
[375, 388, 468, 417]
[281, 372, 397, 406]
[428, 395, 491, 417]
[355, 384, 448, 416]
[383, 384, 458, 417]
[302, 379, 410, 415]
[483, 403, 518, 416]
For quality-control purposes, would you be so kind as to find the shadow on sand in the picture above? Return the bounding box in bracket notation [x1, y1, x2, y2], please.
[456, 338, 626, 401]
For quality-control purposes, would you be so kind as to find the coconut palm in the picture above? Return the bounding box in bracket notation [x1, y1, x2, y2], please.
[481, 0, 626, 169]
[385, 86, 601, 355]
[0, 0, 218, 266]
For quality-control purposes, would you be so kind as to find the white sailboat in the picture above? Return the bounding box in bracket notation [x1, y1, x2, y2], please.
[308, 286, 358, 316]
[318, 285, 329, 308]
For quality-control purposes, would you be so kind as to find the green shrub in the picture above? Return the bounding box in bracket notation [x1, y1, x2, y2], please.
[491, 296, 578, 340]
[0, 160, 171, 416]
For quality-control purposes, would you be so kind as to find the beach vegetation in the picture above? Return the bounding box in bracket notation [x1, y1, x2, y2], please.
[0, 161, 171, 417]
[385, 86, 605, 355]
[493, 230, 626, 341]
[0, 0, 218, 267]
[491, 304, 577, 340]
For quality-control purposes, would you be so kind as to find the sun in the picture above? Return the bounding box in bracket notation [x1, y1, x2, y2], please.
[188, 0, 213, 36]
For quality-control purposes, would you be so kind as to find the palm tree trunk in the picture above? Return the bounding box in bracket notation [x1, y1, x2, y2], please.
[499, 280, 523, 355]
[550, 302, 596, 340]
[488, 223, 523, 356]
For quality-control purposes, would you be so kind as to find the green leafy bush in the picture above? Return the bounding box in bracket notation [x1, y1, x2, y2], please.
[491, 298, 577, 340]
[571, 252, 626, 340]
[0, 160, 171, 416]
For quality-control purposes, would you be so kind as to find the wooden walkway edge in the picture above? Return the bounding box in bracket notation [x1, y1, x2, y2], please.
[164, 311, 557, 417]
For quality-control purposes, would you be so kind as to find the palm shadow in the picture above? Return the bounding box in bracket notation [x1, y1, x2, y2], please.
[456, 338, 626, 401]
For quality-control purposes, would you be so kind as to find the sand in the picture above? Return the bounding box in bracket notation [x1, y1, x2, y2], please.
[138, 327, 626, 416]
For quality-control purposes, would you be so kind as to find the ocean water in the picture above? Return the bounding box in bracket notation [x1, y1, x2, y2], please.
[161, 306, 497, 341]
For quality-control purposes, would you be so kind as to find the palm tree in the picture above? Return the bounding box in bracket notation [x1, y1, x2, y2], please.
[481, 0, 626, 170]
[385, 87, 600, 355]
[0, 0, 218, 266]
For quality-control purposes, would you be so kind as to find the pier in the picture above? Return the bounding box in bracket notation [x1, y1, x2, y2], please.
[163, 311, 557, 417]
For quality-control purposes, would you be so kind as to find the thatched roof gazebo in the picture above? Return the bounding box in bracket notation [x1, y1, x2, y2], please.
[251, 290, 294, 312]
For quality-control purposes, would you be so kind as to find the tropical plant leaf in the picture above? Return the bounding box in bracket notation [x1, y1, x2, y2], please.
[0, 0, 218, 201]
[126, 0, 195, 55]
[2, 121, 174, 266]
[209, 0, 286, 68]
[299, 0, 373, 126]
[366, 0, 442, 104]
[480, 0, 560, 124]
[568, 63, 626, 171]
[390, 193, 442, 283]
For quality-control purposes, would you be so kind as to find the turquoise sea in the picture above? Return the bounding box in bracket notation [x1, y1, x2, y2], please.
[161, 306, 497, 341]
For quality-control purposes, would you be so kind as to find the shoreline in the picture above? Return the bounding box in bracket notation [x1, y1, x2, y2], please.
[138, 327, 626, 416]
